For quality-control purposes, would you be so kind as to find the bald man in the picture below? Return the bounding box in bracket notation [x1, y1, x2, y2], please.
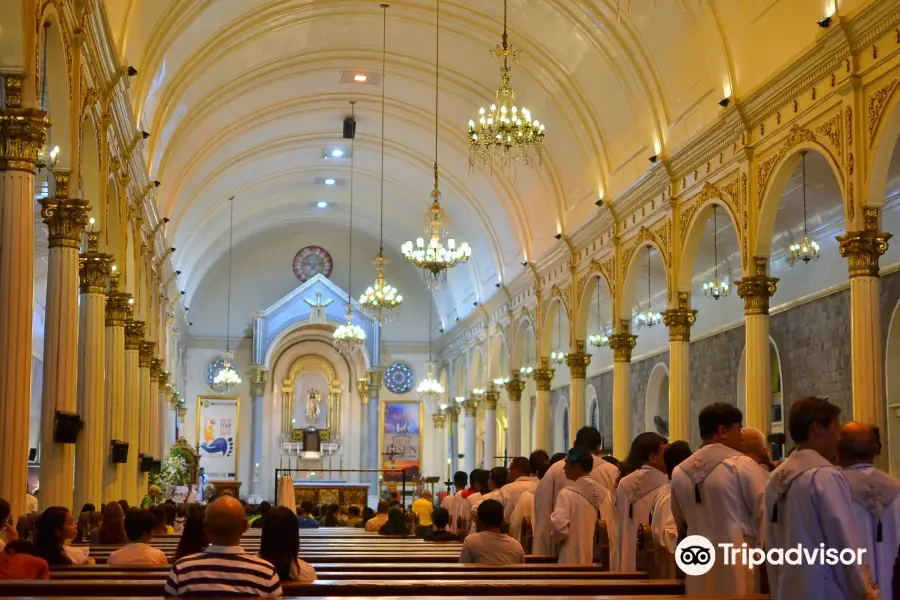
[165, 496, 281, 597]
[742, 427, 774, 471]
[839, 421, 900, 598]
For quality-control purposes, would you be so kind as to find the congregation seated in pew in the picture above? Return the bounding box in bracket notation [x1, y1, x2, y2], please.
[106, 509, 168, 566]
[458, 499, 525, 565]
[424, 508, 461, 542]
[258, 506, 317, 582]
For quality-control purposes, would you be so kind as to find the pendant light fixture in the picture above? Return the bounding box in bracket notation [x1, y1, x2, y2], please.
[550, 311, 566, 364]
[703, 206, 730, 299]
[212, 196, 241, 393]
[789, 150, 820, 266]
[35, 21, 59, 175]
[519, 327, 535, 377]
[360, 3, 403, 323]
[416, 297, 443, 406]
[588, 278, 610, 347]
[334, 101, 367, 355]
[635, 246, 662, 329]
[402, 0, 471, 289]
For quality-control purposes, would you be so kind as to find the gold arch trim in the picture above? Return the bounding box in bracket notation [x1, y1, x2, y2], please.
[281, 353, 343, 439]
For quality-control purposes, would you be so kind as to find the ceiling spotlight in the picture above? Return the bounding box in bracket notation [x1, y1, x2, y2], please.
[439, 328, 444, 333]
[127, 66, 138, 77]
[554, 233, 562, 240]
[353, 74, 368, 82]
[649, 155, 658, 164]
[176, 270, 182, 275]
[170, 247, 176, 253]
[188, 321, 193, 326]
[330, 148, 345, 158]
[455, 317, 460, 322]
[595, 198, 603, 207]
[324, 178, 336, 185]
[521, 260, 528, 266]
[817, 16, 832, 28]
[473, 301, 478, 306]
[162, 217, 170, 224]
[718, 97, 730, 108]
[180, 290, 186, 295]
[317, 201, 328, 208]
[495, 282, 501, 288]
[184, 307, 189, 312]
[154, 180, 161, 187]
[141, 131, 150, 139]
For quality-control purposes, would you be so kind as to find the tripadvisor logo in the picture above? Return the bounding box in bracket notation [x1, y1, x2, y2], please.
[675, 535, 716, 576]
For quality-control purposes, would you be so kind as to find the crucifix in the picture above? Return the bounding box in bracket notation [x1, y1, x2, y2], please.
[494, 446, 511, 468]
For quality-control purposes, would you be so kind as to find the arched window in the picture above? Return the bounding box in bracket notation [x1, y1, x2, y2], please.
[562, 407, 570, 450]
[591, 400, 599, 430]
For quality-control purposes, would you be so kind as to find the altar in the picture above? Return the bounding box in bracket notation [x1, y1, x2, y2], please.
[291, 481, 370, 508]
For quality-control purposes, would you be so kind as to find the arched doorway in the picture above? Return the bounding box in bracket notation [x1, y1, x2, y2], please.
[884, 299, 900, 475]
[645, 363, 670, 438]
[737, 337, 785, 458]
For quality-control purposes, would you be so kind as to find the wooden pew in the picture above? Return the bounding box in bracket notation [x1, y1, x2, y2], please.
[49, 569, 647, 581]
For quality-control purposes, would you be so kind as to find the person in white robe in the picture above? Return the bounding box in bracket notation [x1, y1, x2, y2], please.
[615, 432, 668, 572]
[500, 454, 545, 524]
[509, 488, 535, 545]
[533, 427, 614, 556]
[452, 470, 488, 536]
[838, 420, 900, 598]
[650, 441, 692, 555]
[765, 397, 877, 600]
[671, 403, 769, 596]
[442, 471, 469, 532]
[551, 446, 615, 565]
[468, 467, 507, 535]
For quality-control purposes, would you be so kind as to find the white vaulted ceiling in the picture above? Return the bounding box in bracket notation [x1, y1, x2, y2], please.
[102, 0, 872, 340]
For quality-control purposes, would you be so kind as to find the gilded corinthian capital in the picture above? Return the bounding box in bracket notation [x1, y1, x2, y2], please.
[735, 256, 778, 316]
[0, 88, 49, 172]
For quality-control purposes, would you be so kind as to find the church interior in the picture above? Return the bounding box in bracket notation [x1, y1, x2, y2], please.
[3, 0, 900, 595]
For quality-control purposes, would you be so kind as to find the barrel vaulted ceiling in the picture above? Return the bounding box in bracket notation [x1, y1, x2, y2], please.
[101, 0, 867, 333]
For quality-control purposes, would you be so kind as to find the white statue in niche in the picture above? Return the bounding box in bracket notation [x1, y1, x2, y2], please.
[306, 389, 322, 427]
[304, 292, 333, 323]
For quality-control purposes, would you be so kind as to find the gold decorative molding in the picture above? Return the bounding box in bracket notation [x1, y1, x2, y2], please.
[565, 339, 591, 379]
[357, 377, 369, 404]
[621, 220, 672, 301]
[504, 372, 526, 401]
[815, 112, 842, 156]
[447, 403, 461, 421]
[150, 358, 162, 381]
[124, 320, 145, 350]
[159, 370, 169, 388]
[483, 388, 500, 411]
[4, 75, 24, 108]
[533, 357, 555, 392]
[79, 228, 112, 293]
[139, 341, 156, 368]
[663, 293, 697, 343]
[837, 229, 891, 278]
[608, 333, 637, 363]
[868, 78, 899, 144]
[249, 368, 269, 397]
[40, 196, 90, 249]
[735, 256, 778, 315]
[756, 125, 819, 208]
[432, 412, 446, 429]
[463, 397, 479, 417]
[0, 107, 48, 172]
[845, 106, 853, 148]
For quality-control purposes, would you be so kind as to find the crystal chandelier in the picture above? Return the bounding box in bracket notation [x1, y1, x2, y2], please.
[402, 0, 471, 289]
[703, 206, 730, 299]
[588, 278, 610, 348]
[213, 196, 242, 394]
[333, 101, 367, 356]
[362, 4, 403, 324]
[789, 151, 820, 266]
[467, 0, 545, 174]
[416, 295, 443, 405]
[635, 246, 662, 329]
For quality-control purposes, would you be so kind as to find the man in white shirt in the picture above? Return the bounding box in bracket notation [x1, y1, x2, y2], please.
[500, 453, 544, 524]
[469, 468, 507, 534]
[615, 432, 668, 572]
[455, 470, 488, 535]
[533, 427, 619, 556]
[838, 420, 900, 598]
[458, 499, 525, 564]
[650, 441, 692, 555]
[671, 403, 768, 596]
[441, 471, 468, 532]
[108, 509, 168, 566]
[766, 397, 877, 600]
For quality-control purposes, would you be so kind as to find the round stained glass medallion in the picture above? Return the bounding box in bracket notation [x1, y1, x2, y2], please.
[384, 363, 414, 394]
[293, 246, 333, 282]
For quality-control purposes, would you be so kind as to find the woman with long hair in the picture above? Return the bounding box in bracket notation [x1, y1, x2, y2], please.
[94, 502, 127, 545]
[358, 506, 375, 528]
[33, 507, 75, 566]
[321, 504, 341, 528]
[172, 506, 208, 562]
[378, 507, 409, 536]
[258, 506, 316, 581]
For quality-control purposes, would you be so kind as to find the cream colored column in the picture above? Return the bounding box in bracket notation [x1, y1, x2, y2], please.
[123, 317, 145, 504]
[39, 175, 90, 511]
[149, 359, 161, 457]
[357, 377, 370, 475]
[566, 340, 591, 437]
[432, 411, 447, 480]
[0, 85, 47, 519]
[663, 292, 697, 442]
[533, 358, 554, 452]
[74, 227, 111, 510]
[609, 331, 637, 460]
[138, 342, 154, 497]
[504, 372, 526, 457]
[736, 257, 778, 433]
[838, 221, 891, 435]
[102, 271, 129, 501]
[463, 397, 479, 472]
[483, 387, 500, 468]
[158, 371, 171, 453]
[448, 403, 461, 475]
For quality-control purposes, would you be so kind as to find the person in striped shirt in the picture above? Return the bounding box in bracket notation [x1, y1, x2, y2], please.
[164, 496, 281, 597]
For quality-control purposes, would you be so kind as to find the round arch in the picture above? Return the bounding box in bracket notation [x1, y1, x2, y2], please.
[575, 273, 614, 341]
[487, 331, 509, 380]
[81, 115, 101, 221]
[866, 87, 900, 213]
[468, 345, 486, 391]
[736, 336, 784, 434]
[586, 384, 599, 429]
[645, 363, 670, 436]
[883, 298, 900, 475]
[541, 296, 570, 356]
[554, 396, 570, 453]
[679, 197, 743, 292]
[619, 241, 668, 323]
[40, 8, 73, 172]
[510, 315, 536, 369]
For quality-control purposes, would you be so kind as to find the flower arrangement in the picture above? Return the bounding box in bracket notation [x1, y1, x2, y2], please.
[149, 454, 190, 499]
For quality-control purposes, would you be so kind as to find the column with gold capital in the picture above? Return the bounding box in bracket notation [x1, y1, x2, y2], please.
[39, 173, 90, 510]
[448, 403, 461, 476]
[736, 257, 777, 434]
[102, 270, 130, 500]
[532, 358, 554, 452]
[838, 212, 891, 433]
[609, 328, 637, 460]
[463, 396, 479, 471]
[124, 316, 145, 503]
[149, 359, 161, 458]
[138, 342, 155, 497]
[432, 410, 447, 481]
[566, 340, 592, 437]
[158, 371, 171, 453]
[74, 224, 111, 510]
[0, 81, 48, 519]
[249, 368, 268, 502]
[366, 368, 384, 496]
[357, 377, 370, 476]
[504, 372, 526, 457]
[483, 386, 500, 468]
[663, 293, 697, 442]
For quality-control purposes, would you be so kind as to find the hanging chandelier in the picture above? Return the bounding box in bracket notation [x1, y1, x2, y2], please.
[588, 278, 611, 347]
[789, 151, 820, 266]
[402, 0, 471, 289]
[35, 21, 59, 175]
[703, 206, 730, 299]
[635, 246, 662, 330]
[467, 0, 544, 174]
[416, 296, 444, 405]
[212, 196, 242, 394]
[362, 4, 403, 324]
[550, 313, 566, 365]
[334, 101, 367, 355]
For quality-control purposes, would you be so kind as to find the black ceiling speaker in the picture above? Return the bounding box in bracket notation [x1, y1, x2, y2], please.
[28, 448, 37, 462]
[110, 440, 129, 464]
[343, 117, 357, 139]
[54, 411, 83, 444]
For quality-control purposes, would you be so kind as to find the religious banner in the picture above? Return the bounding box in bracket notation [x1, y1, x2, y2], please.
[380, 400, 423, 481]
[196, 396, 240, 481]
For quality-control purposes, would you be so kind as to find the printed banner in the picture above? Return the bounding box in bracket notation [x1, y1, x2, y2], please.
[197, 396, 239, 480]
[381, 401, 422, 481]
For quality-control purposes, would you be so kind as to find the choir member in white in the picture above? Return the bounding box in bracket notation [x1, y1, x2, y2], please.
[650, 441, 693, 556]
[550, 446, 614, 564]
[500, 454, 543, 524]
[765, 397, 878, 599]
[614, 432, 669, 572]
[671, 403, 769, 596]
[442, 471, 468, 533]
[451, 470, 488, 533]
[467, 468, 507, 535]
[837, 420, 900, 598]
[508, 452, 553, 545]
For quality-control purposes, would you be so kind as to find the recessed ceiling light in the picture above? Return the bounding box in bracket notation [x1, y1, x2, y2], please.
[324, 178, 336, 185]
[353, 74, 368, 82]
[317, 201, 328, 208]
[330, 149, 345, 158]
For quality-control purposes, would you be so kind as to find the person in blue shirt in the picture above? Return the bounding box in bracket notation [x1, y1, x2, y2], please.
[296, 501, 319, 529]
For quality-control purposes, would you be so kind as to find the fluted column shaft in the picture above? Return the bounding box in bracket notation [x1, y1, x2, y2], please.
[102, 281, 128, 501]
[505, 374, 525, 458]
[249, 368, 268, 502]
[138, 343, 153, 497]
[0, 98, 47, 519]
[149, 360, 160, 457]
[463, 398, 478, 472]
[357, 378, 370, 478]
[533, 358, 554, 452]
[367, 368, 383, 495]
[124, 319, 144, 504]
[663, 293, 696, 442]
[483, 389, 499, 469]
[609, 333, 637, 460]
[566, 341, 591, 439]
[158, 371, 171, 454]
[736, 257, 778, 433]
[74, 228, 111, 510]
[448, 405, 461, 475]
[39, 182, 89, 511]
[432, 412, 447, 480]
